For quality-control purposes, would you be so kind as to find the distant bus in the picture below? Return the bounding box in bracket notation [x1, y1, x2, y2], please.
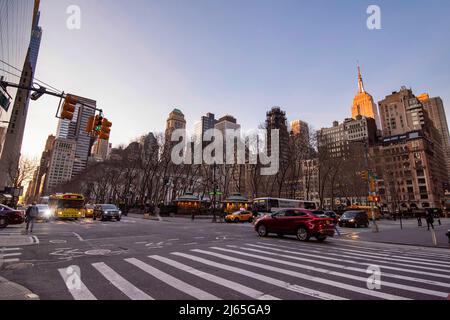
[253, 197, 319, 214]
[49, 194, 86, 219]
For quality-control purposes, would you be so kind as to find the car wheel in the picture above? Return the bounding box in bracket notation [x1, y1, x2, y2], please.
[117, 218, 121, 222]
[365, 223, 369, 228]
[101, 215, 105, 221]
[248, 218, 253, 223]
[296, 227, 309, 242]
[0, 218, 7, 228]
[354, 223, 359, 228]
[316, 236, 327, 242]
[257, 224, 268, 237]
[235, 218, 240, 223]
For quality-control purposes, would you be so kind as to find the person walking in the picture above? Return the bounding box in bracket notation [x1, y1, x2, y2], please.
[25, 202, 39, 234]
[416, 212, 423, 227]
[425, 209, 435, 231]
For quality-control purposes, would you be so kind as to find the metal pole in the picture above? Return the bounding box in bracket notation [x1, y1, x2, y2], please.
[212, 162, 217, 223]
[363, 140, 379, 233]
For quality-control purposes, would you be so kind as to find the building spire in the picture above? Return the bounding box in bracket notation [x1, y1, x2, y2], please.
[357, 63, 365, 93]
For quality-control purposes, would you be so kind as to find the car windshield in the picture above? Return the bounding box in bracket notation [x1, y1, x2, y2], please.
[102, 205, 118, 210]
[37, 205, 49, 210]
[57, 200, 84, 209]
[311, 210, 327, 217]
[342, 212, 358, 218]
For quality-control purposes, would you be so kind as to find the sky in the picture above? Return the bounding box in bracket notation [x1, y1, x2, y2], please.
[17, 0, 450, 159]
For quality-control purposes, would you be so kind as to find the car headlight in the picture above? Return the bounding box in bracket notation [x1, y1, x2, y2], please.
[58, 211, 63, 215]
[349, 219, 355, 223]
[44, 210, 51, 218]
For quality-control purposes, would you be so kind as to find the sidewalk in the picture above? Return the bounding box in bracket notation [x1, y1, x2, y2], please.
[0, 225, 38, 247]
[349, 219, 450, 248]
[0, 276, 39, 300]
[126, 213, 225, 223]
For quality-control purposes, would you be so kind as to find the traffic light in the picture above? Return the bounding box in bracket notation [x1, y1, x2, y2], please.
[370, 177, 377, 193]
[60, 94, 78, 120]
[360, 171, 369, 181]
[85, 115, 95, 133]
[94, 115, 103, 134]
[98, 118, 112, 140]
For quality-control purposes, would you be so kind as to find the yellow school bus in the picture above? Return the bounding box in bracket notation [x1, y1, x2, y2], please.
[49, 194, 86, 219]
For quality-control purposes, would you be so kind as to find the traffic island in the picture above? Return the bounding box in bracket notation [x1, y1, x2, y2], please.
[0, 276, 39, 300]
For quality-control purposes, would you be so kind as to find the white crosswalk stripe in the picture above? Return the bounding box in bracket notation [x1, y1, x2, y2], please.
[92, 262, 154, 300]
[54, 240, 450, 301]
[149, 255, 279, 300]
[125, 257, 220, 300]
[0, 247, 23, 264]
[58, 268, 97, 300]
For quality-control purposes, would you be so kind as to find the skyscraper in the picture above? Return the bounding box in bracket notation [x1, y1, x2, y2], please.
[56, 96, 96, 178]
[351, 65, 381, 129]
[45, 138, 76, 194]
[0, 0, 42, 189]
[417, 94, 450, 184]
[266, 107, 289, 162]
[165, 108, 186, 143]
[194, 113, 217, 141]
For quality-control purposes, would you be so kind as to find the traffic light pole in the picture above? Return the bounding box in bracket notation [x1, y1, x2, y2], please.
[0, 79, 104, 115]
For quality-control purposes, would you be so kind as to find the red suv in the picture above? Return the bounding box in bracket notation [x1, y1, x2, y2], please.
[0, 204, 25, 228]
[254, 209, 335, 242]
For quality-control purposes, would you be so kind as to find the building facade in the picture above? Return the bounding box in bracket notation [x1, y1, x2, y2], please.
[45, 138, 76, 194]
[265, 107, 289, 162]
[56, 96, 96, 178]
[0, 0, 42, 189]
[194, 113, 217, 141]
[417, 94, 450, 185]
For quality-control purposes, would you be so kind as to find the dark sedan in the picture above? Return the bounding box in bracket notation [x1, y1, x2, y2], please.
[0, 204, 25, 228]
[93, 204, 122, 221]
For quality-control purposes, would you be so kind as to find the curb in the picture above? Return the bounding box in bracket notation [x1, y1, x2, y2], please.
[0, 276, 39, 300]
[332, 237, 450, 252]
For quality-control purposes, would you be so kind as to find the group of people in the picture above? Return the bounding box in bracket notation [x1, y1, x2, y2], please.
[417, 209, 442, 230]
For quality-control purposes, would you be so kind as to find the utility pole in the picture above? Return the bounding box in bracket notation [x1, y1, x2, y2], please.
[212, 162, 217, 223]
[363, 140, 379, 233]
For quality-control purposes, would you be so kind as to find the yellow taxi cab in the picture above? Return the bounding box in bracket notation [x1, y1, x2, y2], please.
[225, 210, 254, 223]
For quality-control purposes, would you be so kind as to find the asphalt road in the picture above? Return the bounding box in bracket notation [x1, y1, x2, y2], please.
[1, 216, 449, 300]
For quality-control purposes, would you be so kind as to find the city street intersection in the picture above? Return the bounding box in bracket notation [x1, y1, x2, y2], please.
[1, 216, 449, 300]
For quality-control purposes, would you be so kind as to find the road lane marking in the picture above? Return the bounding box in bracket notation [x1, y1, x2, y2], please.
[172, 252, 347, 300]
[192, 249, 409, 300]
[125, 258, 219, 300]
[2, 253, 21, 257]
[149, 255, 279, 300]
[58, 268, 97, 300]
[73, 232, 84, 241]
[0, 248, 22, 251]
[240, 244, 450, 289]
[92, 262, 153, 300]
[216, 246, 448, 299]
[2, 258, 19, 263]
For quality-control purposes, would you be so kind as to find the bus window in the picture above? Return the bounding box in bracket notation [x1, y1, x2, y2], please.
[268, 199, 279, 210]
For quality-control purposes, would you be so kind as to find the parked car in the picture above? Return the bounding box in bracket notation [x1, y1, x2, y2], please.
[0, 204, 25, 228]
[338, 210, 369, 228]
[93, 204, 122, 221]
[254, 208, 335, 242]
[225, 210, 254, 223]
[36, 204, 52, 222]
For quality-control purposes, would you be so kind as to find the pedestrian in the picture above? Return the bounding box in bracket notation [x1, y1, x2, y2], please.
[417, 212, 422, 227]
[425, 209, 435, 231]
[435, 210, 442, 226]
[25, 202, 39, 234]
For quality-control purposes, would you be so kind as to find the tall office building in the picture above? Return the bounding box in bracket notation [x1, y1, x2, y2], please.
[374, 88, 448, 210]
[265, 107, 289, 162]
[417, 94, 450, 185]
[165, 108, 186, 145]
[45, 139, 76, 194]
[351, 65, 381, 129]
[194, 113, 217, 141]
[90, 139, 112, 162]
[0, 0, 42, 189]
[27, 135, 55, 199]
[56, 96, 96, 178]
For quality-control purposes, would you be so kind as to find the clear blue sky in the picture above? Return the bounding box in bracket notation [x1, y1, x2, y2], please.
[22, 0, 450, 158]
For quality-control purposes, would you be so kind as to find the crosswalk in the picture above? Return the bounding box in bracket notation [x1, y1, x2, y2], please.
[0, 247, 23, 264]
[55, 240, 450, 300]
